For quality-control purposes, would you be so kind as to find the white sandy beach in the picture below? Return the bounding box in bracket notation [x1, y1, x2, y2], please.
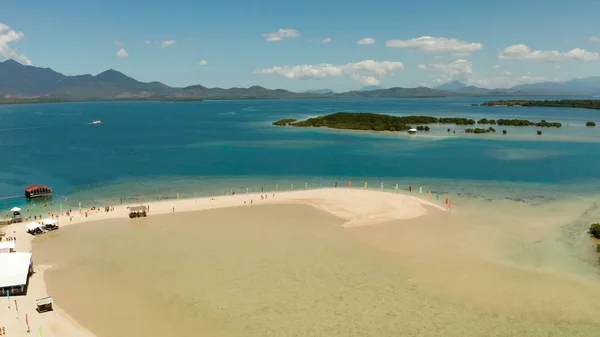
[0, 188, 447, 337]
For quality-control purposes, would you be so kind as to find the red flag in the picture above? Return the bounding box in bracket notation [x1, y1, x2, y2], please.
[445, 198, 449, 205]
[26, 313, 29, 325]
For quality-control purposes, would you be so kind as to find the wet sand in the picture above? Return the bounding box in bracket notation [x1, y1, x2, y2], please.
[33, 201, 600, 336]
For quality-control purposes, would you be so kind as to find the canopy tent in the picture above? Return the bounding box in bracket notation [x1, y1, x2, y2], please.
[0, 241, 16, 253]
[128, 206, 148, 212]
[40, 219, 59, 225]
[0, 252, 32, 288]
[10, 207, 21, 212]
[26, 222, 42, 231]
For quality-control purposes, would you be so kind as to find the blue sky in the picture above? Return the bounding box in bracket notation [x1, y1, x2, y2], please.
[2, 0, 600, 91]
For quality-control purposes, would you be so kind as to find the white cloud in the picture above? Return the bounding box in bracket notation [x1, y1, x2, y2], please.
[0, 23, 32, 65]
[356, 37, 375, 45]
[322, 37, 332, 44]
[386, 36, 483, 53]
[467, 75, 555, 89]
[499, 44, 599, 61]
[494, 65, 501, 69]
[114, 40, 125, 47]
[116, 48, 129, 58]
[589, 37, 600, 42]
[145, 40, 152, 45]
[263, 29, 300, 42]
[254, 60, 403, 85]
[417, 59, 472, 82]
[199, 60, 208, 65]
[504, 71, 512, 76]
[161, 40, 177, 48]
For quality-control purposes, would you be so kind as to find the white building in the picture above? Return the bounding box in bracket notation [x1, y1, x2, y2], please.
[0, 252, 33, 296]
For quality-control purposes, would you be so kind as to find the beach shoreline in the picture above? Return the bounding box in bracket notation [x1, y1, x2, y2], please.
[1, 188, 446, 337]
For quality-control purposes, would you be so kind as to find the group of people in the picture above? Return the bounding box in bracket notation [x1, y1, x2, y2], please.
[244, 193, 275, 205]
[0, 236, 16, 241]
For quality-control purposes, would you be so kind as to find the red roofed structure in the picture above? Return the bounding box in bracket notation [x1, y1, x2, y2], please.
[24, 185, 52, 199]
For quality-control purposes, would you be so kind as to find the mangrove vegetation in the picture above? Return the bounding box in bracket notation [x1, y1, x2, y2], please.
[272, 119, 297, 126]
[273, 112, 563, 133]
[480, 99, 600, 110]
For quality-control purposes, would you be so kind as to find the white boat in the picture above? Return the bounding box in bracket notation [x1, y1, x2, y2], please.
[407, 128, 417, 134]
[91, 120, 102, 125]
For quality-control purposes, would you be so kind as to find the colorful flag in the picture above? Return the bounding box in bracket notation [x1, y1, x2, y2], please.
[7, 289, 9, 308]
[320, 182, 323, 188]
[380, 182, 384, 189]
[395, 184, 398, 191]
[365, 182, 368, 188]
[349, 181, 352, 188]
[39, 326, 43, 337]
[419, 186, 423, 194]
[305, 182, 308, 189]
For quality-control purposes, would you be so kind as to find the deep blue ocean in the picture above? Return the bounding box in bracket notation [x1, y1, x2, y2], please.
[1, 97, 599, 210]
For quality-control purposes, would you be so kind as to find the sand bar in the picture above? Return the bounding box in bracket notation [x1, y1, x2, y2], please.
[0, 188, 446, 337]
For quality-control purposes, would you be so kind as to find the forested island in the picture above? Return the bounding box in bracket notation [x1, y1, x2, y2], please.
[481, 99, 600, 110]
[272, 112, 562, 132]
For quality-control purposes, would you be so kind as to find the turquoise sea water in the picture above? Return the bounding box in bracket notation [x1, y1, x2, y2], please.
[1, 97, 599, 211]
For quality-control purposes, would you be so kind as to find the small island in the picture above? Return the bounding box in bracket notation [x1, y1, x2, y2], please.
[480, 99, 600, 110]
[273, 112, 562, 133]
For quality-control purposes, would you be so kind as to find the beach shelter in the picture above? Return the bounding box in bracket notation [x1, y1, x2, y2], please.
[25, 222, 43, 232]
[10, 207, 21, 212]
[40, 219, 59, 225]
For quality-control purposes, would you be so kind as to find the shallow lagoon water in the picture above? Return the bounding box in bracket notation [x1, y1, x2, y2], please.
[1, 97, 599, 210]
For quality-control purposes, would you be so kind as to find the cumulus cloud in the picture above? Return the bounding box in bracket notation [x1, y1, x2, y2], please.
[263, 29, 300, 42]
[254, 60, 404, 85]
[114, 40, 125, 47]
[467, 75, 556, 89]
[386, 36, 483, 53]
[494, 65, 501, 69]
[0, 23, 32, 65]
[589, 37, 600, 42]
[417, 59, 472, 82]
[116, 48, 129, 58]
[199, 60, 208, 65]
[356, 37, 375, 45]
[499, 44, 599, 61]
[161, 40, 177, 48]
[145, 40, 152, 45]
[322, 37, 332, 44]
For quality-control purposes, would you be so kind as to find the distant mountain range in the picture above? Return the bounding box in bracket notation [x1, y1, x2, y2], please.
[433, 78, 600, 96]
[304, 89, 335, 94]
[359, 85, 384, 92]
[1, 60, 599, 102]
